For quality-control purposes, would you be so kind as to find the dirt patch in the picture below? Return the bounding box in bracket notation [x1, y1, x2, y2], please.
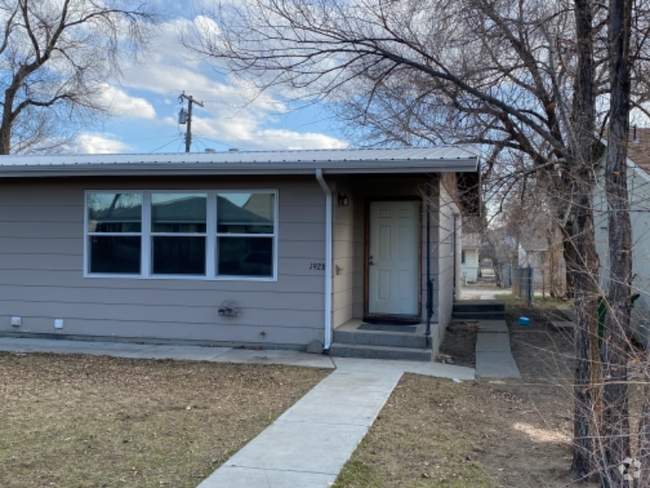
[0, 353, 329, 488]
[334, 299, 598, 488]
[437, 320, 479, 368]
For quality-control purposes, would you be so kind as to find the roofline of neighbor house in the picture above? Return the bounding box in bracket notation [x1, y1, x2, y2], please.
[0, 146, 480, 178]
[598, 134, 650, 183]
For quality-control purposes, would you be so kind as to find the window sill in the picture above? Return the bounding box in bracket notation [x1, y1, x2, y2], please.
[83, 273, 278, 282]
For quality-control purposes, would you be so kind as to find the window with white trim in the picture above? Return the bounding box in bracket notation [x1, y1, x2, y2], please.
[86, 190, 277, 280]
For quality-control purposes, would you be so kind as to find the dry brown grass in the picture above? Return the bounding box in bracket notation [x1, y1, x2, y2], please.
[0, 352, 329, 488]
[333, 303, 595, 488]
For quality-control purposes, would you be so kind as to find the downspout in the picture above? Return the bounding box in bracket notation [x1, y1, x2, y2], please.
[315, 169, 332, 351]
[426, 174, 433, 348]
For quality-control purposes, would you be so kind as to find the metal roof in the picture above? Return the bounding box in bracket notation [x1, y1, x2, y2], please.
[0, 146, 479, 178]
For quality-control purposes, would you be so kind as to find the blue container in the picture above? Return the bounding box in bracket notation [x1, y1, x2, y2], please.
[519, 317, 530, 326]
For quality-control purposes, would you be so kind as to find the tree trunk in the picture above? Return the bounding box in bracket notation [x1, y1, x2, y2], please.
[600, 1, 633, 486]
[570, 0, 600, 480]
[570, 176, 601, 481]
[563, 222, 576, 299]
[0, 88, 13, 155]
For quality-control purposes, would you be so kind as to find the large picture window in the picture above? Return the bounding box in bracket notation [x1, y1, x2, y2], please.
[85, 190, 277, 280]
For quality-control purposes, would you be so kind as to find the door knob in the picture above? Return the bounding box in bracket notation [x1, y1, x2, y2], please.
[369, 255, 374, 265]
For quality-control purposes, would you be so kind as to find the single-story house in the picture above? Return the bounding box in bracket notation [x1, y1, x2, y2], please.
[0, 146, 479, 358]
[517, 227, 566, 297]
[595, 128, 650, 347]
[461, 232, 481, 283]
[518, 235, 548, 282]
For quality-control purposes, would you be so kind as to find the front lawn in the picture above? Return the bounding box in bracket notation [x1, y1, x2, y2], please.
[0, 353, 328, 488]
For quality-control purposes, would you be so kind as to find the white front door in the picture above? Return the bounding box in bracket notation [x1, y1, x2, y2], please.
[368, 200, 419, 316]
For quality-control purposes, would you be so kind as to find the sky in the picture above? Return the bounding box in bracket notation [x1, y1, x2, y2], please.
[75, 4, 349, 155]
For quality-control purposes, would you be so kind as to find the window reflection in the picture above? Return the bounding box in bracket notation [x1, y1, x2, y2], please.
[88, 193, 142, 233]
[217, 193, 274, 234]
[152, 193, 207, 233]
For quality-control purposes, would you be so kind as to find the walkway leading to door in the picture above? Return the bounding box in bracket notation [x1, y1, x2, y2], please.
[455, 289, 522, 379]
[197, 357, 474, 488]
[475, 320, 521, 378]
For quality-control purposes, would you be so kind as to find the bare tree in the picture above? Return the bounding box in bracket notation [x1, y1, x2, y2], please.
[187, 0, 648, 483]
[0, 0, 160, 154]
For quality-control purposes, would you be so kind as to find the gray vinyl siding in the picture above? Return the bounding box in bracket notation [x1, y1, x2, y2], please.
[332, 177, 355, 328]
[435, 180, 459, 348]
[0, 176, 326, 347]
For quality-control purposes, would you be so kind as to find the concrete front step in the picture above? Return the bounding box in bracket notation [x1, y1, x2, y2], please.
[329, 343, 432, 361]
[452, 299, 506, 320]
[453, 299, 505, 313]
[333, 329, 428, 349]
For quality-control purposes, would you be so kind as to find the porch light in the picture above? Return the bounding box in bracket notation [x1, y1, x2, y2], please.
[338, 193, 349, 206]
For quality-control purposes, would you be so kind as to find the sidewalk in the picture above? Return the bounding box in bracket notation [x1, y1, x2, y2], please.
[0, 337, 475, 488]
[459, 283, 522, 378]
[475, 320, 521, 378]
[0, 336, 334, 368]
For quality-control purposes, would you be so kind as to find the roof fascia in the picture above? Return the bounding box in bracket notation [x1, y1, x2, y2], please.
[0, 160, 478, 178]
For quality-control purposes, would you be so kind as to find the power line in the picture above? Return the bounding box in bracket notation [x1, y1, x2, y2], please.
[148, 135, 184, 154]
[193, 135, 237, 150]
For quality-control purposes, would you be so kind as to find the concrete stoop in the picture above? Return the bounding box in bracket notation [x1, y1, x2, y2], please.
[329, 321, 432, 362]
[452, 299, 506, 320]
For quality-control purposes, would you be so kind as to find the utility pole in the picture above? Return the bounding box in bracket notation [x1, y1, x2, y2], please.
[178, 92, 204, 153]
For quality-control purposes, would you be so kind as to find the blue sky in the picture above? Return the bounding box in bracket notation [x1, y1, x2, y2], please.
[76, 5, 348, 154]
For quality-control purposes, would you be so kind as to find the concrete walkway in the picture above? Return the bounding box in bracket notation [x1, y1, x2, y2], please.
[475, 320, 521, 378]
[0, 337, 474, 488]
[198, 357, 474, 488]
[0, 336, 334, 368]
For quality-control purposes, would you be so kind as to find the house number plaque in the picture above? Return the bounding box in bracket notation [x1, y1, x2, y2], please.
[309, 263, 326, 270]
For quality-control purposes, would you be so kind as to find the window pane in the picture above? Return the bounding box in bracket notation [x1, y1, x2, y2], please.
[218, 237, 273, 277]
[88, 193, 142, 233]
[152, 193, 207, 233]
[89, 236, 141, 274]
[217, 193, 274, 234]
[152, 236, 206, 275]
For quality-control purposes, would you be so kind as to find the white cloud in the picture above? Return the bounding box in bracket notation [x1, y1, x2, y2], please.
[193, 14, 221, 39]
[100, 12, 348, 153]
[98, 84, 156, 119]
[255, 130, 348, 150]
[189, 116, 347, 151]
[73, 133, 131, 154]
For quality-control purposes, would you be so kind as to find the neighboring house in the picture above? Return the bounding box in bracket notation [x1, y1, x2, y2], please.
[518, 234, 547, 285]
[518, 231, 566, 296]
[461, 232, 481, 283]
[594, 128, 650, 346]
[0, 146, 479, 358]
